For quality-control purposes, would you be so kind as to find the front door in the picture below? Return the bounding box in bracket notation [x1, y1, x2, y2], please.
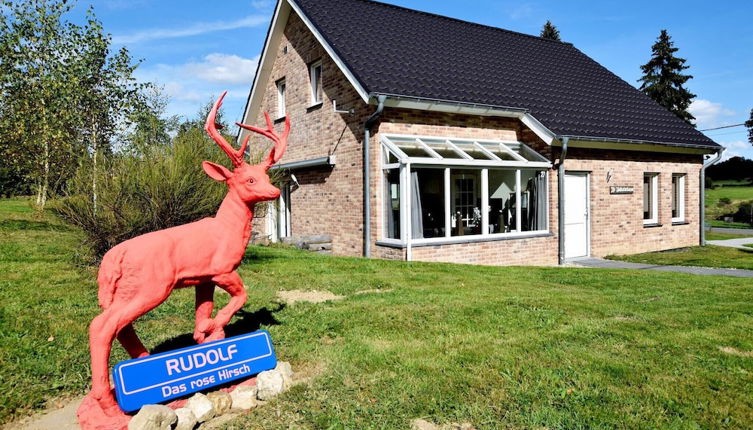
[564, 172, 590, 259]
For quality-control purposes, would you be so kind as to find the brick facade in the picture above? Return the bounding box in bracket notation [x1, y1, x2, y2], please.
[246, 9, 704, 266]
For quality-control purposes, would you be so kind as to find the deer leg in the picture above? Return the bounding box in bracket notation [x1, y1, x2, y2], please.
[116, 324, 149, 359]
[205, 271, 247, 342]
[89, 294, 166, 415]
[194, 283, 215, 344]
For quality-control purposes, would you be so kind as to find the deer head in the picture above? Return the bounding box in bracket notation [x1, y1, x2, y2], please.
[202, 91, 290, 205]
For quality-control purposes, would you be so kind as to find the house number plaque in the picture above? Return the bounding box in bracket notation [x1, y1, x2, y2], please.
[610, 186, 634, 195]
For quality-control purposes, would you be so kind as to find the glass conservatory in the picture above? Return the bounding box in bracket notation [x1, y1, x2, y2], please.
[379, 134, 553, 246]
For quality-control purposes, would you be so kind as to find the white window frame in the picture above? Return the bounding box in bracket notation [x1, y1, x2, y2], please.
[309, 60, 323, 106]
[672, 174, 686, 223]
[276, 78, 286, 119]
[643, 173, 659, 225]
[378, 134, 551, 246]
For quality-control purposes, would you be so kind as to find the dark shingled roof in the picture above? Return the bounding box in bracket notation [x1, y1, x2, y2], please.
[293, 0, 719, 149]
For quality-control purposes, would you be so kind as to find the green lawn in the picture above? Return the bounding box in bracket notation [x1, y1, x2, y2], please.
[744, 244, 753, 249]
[705, 185, 753, 205]
[608, 245, 753, 271]
[2, 198, 753, 428]
[705, 231, 753, 241]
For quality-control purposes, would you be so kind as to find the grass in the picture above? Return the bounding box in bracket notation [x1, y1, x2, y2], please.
[608, 245, 753, 271]
[2, 197, 753, 428]
[706, 231, 753, 241]
[705, 185, 753, 205]
[744, 244, 753, 249]
[705, 185, 753, 229]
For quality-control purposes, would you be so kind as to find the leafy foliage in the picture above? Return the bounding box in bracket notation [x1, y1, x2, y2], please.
[540, 20, 561, 41]
[638, 30, 696, 125]
[0, 0, 144, 208]
[53, 127, 230, 258]
[746, 108, 753, 145]
[706, 156, 753, 182]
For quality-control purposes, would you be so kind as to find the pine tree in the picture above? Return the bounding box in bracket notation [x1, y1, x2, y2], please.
[745, 108, 753, 145]
[638, 30, 696, 125]
[540, 20, 560, 41]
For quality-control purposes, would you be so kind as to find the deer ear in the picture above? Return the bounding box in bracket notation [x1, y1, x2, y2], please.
[202, 161, 232, 182]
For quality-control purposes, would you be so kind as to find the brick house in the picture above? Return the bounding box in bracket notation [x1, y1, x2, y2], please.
[239, 0, 722, 266]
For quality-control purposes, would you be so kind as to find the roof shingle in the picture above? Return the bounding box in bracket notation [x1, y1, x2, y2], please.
[293, 0, 719, 149]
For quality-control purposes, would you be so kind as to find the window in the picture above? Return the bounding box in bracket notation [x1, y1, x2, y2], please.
[380, 134, 551, 244]
[672, 174, 685, 222]
[643, 173, 659, 224]
[276, 79, 286, 118]
[309, 60, 322, 105]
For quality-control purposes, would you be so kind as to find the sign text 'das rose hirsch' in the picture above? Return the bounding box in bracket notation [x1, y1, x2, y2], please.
[112, 331, 277, 412]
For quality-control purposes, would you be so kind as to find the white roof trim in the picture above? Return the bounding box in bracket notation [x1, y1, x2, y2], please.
[240, 0, 369, 138]
[520, 113, 556, 145]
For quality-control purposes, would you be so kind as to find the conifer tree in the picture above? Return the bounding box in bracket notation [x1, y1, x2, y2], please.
[638, 30, 696, 125]
[746, 108, 753, 145]
[540, 20, 560, 41]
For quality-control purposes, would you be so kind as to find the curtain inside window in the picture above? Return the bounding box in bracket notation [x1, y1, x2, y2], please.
[411, 171, 424, 239]
[527, 171, 546, 231]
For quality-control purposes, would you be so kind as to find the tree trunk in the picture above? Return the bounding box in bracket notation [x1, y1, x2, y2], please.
[92, 123, 98, 215]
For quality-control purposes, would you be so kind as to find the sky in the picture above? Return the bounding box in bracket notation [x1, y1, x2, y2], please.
[68, 0, 753, 159]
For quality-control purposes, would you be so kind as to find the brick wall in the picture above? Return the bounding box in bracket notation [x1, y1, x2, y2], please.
[247, 9, 704, 266]
[246, 11, 373, 256]
[564, 147, 702, 257]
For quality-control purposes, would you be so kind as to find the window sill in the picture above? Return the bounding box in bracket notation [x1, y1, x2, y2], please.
[643, 222, 662, 228]
[672, 220, 689, 226]
[376, 231, 553, 249]
[306, 101, 323, 111]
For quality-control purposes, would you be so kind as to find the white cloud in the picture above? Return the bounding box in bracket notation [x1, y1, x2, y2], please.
[688, 99, 736, 130]
[251, 0, 273, 9]
[134, 53, 259, 119]
[717, 139, 753, 161]
[112, 15, 268, 44]
[184, 54, 258, 85]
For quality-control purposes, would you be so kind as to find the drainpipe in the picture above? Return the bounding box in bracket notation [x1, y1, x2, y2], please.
[557, 136, 569, 265]
[363, 95, 387, 258]
[700, 148, 724, 246]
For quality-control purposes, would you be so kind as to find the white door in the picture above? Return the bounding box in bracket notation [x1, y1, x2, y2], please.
[564, 173, 590, 259]
[267, 184, 291, 242]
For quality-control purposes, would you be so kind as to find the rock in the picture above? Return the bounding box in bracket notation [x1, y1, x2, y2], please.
[128, 405, 177, 430]
[206, 391, 232, 415]
[174, 407, 198, 430]
[411, 419, 440, 430]
[230, 385, 258, 410]
[186, 393, 215, 422]
[256, 369, 285, 400]
[275, 361, 294, 389]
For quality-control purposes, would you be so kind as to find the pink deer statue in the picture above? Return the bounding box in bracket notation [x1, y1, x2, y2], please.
[78, 91, 289, 424]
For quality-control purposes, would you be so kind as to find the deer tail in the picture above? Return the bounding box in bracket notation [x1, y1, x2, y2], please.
[97, 246, 125, 309]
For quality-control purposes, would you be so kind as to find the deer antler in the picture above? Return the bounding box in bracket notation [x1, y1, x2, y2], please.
[236, 112, 290, 170]
[205, 91, 247, 167]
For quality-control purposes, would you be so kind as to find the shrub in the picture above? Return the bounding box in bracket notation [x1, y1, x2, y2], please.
[54, 128, 279, 258]
[718, 197, 732, 206]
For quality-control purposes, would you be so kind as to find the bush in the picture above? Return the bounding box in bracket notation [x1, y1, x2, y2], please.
[718, 197, 732, 206]
[54, 128, 278, 258]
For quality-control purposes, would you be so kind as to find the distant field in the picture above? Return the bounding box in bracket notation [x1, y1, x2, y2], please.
[706, 186, 753, 203]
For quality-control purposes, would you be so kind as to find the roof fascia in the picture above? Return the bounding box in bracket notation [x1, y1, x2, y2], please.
[240, 0, 370, 141]
[287, 0, 370, 102]
[376, 93, 558, 145]
[562, 138, 716, 155]
[239, 0, 289, 142]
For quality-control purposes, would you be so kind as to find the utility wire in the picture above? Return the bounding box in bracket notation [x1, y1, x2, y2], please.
[700, 123, 745, 132]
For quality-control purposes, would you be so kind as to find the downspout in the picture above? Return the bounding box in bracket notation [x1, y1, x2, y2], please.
[363, 94, 387, 258]
[557, 136, 569, 265]
[700, 148, 724, 246]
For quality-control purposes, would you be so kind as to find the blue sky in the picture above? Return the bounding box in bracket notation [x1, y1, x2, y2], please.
[71, 0, 752, 159]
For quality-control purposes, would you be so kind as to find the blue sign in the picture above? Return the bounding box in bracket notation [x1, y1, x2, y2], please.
[112, 331, 277, 412]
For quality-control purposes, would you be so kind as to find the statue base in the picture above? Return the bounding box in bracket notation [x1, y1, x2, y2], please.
[77, 377, 258, 430]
